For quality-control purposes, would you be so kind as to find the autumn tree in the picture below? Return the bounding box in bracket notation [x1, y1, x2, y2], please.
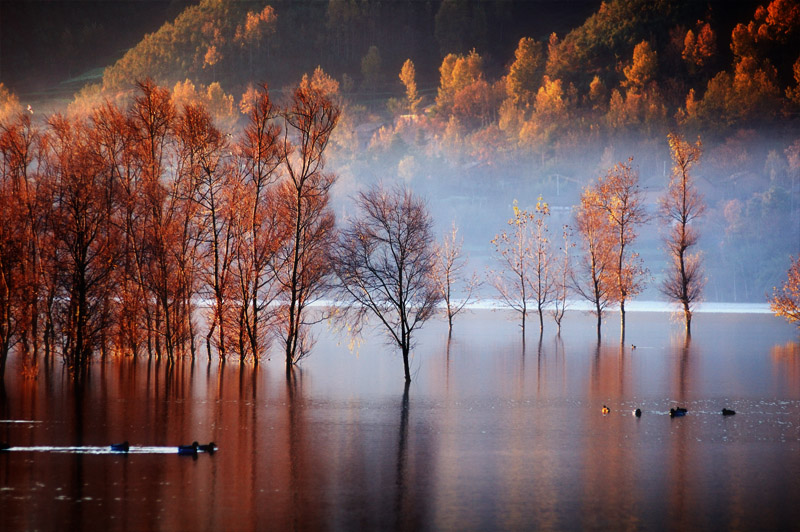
[230, 84, 283, 365]
[573, 183, 614, 339]
[235, 5, 277, 78]
[623, 41, 658, 92]
[399, 59, 422, 114]
[435, 222, 480, 335]
[274, 82, 340, 369]
[660, 133, 706, 336]
[682, 22, 717, 76]
[0, 115, 30, 380]
[128, 79, 183, 360]
[46, 115, 119, 371]
[0, 84, 22, 124]
[506, 37, 545, 107]
[89, 102, 145, 358]
[334, 185, 441, 383]
[490, 199, 554, 337]
[178, 102, 232, 361]
[0, 112, 46, 373]
[770, 256, 800, 327]
[594, 159, 649, 340]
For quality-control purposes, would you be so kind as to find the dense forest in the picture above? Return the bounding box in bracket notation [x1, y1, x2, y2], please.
[1, 0, 800, 378]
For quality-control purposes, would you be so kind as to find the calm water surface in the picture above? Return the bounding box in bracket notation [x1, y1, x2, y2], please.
[1, 310, 799, 531]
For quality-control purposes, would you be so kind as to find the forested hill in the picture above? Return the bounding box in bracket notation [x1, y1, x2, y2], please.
[49, 0, 797, 135]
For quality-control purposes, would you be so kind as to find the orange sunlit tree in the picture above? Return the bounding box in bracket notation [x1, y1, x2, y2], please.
[770, 256, 800, 327]
[660, 133, 706, 336]
[273, 80, 340, 371]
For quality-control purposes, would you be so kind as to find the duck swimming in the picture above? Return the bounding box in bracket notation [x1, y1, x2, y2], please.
[178, 442, 199, 455]
[669, 407, 688, 417]
[601, 405, 610, 414]
[722, 408, 736, 416]
[198, 442, 217, 454]
[110, 441, 130, 453]
[633, 408, 642, 417]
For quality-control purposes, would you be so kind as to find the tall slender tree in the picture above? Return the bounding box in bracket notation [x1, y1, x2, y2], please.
[230, 84, 283, 365]
[178, 103, 233, 362]
[573, 187, 613, 339]
[435, 221, 479, 335]
[594, 159, 649, 340]
[274, 82, 340, 369]
[490, 199, 553, 337]
[128, 79, 177, 359]
[660, 133, 706, 336]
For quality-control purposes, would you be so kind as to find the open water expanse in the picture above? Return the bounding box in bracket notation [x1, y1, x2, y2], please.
[1, 308, 799, 531]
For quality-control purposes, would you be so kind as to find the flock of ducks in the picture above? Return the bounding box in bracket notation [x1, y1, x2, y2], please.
[601, 405, 736, 417]
[0, 406, 742, 454]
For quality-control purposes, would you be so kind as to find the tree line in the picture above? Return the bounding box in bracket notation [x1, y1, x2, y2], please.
[3, 75, 798, 388]
[0, 76, 453, 385]
[0, 77, 344, 381]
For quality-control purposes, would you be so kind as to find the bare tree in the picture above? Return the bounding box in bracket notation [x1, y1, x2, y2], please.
[435, 221, 479, 335]
[334, 184, 441, 383]
[660, 133, 705, 336]
[573, 186, 613, 339]
[593, 159, 649, 340]
[274, 83, 340, 369]
[490, 199, 553, 337]
[551, 225, 573, 334]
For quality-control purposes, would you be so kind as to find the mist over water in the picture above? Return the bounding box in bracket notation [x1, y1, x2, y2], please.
[1, 309, 798, 531]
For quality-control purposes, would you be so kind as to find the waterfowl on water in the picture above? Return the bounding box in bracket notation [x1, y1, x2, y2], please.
[198, 442, 217, 454]
[601, 405, 610, 414]
[110, 441, 130, 453]
[631, 345, 637, 350]
[669, 407, 688, 417]
[633, 408, 642, 417]
[722, 408, 736, 416]
[178, 442, 199, 455]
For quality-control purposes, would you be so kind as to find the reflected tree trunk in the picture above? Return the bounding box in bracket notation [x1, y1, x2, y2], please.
[395, 381, 410, 529]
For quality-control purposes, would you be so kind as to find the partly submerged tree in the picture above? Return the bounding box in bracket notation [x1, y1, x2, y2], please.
[551, 225, 573, 334]
[229, 84, 283, 366]
[334, 184, 441, 383]
[770, 256, 800, 327]
[273, 81, 340, 370]
[435, 221, 480, 336]
[573, 187, 613, 339]
[593, 159, 649, 341]
[490, 199, 554, 337]
[660, 133, 706, 336]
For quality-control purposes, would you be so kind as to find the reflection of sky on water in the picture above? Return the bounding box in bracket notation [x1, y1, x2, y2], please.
[1, 309, 799, 531]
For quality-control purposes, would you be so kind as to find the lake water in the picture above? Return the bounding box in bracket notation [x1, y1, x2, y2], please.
[1, 309, 799, 531]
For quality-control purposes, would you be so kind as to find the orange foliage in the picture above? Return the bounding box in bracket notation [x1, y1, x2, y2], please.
[770, 256, 800, 327]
